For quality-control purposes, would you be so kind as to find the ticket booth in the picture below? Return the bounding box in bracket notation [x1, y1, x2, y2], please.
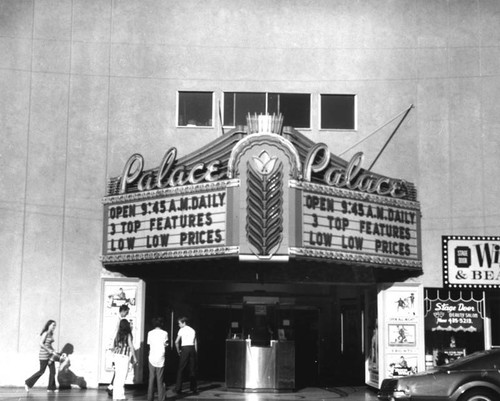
[225, 301, 295, 392]
[225, 339, 294, 392]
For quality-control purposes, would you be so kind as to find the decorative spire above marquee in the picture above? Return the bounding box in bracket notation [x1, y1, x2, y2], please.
[246, 113, 284, 135]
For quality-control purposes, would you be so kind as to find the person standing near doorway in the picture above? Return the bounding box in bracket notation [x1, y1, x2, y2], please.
[147, 317, 169, 401]
[112, 319, 137, 400]
[107, 304, 130, 396]
[174, 317, 197, 395]
[25, 320, 58, 392]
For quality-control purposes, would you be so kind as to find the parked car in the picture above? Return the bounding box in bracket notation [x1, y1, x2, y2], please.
[378, 349, 500, 401]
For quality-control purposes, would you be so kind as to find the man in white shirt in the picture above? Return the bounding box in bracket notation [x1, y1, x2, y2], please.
[147, 317, 169, 401]
[174, 317, 197, 394]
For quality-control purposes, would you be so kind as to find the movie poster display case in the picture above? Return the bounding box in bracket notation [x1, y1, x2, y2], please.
[98, 278, 145, 384]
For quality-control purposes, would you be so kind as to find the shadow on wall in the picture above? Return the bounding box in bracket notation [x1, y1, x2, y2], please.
[57, 343, 87, 390]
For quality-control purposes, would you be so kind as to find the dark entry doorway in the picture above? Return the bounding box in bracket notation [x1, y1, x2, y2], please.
[293, 309, 320, 388]
[198, 306, 232, 381]
[336, 298, 365, 385]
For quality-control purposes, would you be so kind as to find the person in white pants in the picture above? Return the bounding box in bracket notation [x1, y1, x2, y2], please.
[112, 319, 137, 400]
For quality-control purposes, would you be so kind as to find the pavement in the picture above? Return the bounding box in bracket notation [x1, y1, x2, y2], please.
[1, 383, 379, 401]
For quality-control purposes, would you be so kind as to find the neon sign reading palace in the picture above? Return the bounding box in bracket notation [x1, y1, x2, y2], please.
[119, 144, 407, 199]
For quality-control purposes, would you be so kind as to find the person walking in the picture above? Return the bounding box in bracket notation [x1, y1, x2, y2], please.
[112, 319, 137, 400]
[25, 320, 59, 392]
[174, 317, 197, 395]
[107, 304, 130, 396]
[147, 317, 169, 401]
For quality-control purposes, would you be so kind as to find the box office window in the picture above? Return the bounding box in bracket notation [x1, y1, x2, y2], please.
[178, 91, 213, 127]
[224, 92, 311, 129]
[320, 94, 356, 130]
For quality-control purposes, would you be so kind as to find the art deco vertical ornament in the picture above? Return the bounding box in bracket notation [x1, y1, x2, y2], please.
[246, 151, 284, 258]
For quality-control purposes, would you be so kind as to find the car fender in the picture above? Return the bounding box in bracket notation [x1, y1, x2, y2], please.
[450, 379, 500, 401]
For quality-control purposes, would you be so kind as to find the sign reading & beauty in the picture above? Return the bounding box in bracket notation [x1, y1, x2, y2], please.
[443, 236, 500, 288]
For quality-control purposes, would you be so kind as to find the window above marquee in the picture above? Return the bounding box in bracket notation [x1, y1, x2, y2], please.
[177, 91, 213, 127]
[223, 92, 311, 129]
[176, 91, 356, 131]
[320, 94, 356, 130]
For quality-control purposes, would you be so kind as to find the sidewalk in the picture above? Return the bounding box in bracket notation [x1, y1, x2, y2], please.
[1, 383, 380, 400]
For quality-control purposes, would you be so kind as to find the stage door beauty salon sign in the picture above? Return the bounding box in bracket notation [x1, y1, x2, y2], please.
[425, 298, 483, 332]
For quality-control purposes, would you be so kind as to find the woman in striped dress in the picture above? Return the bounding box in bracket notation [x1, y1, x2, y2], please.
[113, 319, 137, 400]
[25, 320, 58, 392]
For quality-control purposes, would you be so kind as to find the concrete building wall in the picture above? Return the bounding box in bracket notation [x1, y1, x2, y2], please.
[1, 0, 499, 387]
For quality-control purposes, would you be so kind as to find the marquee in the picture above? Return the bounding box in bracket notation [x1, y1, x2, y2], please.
[102, 116, 421, 270]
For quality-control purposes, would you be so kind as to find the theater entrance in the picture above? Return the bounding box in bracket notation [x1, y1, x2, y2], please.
[144, 280, 370, 388]
[336, 298, 365, 385]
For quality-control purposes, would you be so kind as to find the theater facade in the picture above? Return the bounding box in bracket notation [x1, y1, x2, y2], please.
[4, 0, 500, 392]
[100, 115, 423, 388]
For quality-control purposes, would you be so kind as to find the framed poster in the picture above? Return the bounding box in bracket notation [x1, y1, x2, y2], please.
[98, 278, 145, 384]
[388, 324, 416, 346]
[386, 354, 418, 377]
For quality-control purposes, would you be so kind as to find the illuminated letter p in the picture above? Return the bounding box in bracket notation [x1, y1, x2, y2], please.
[303, 143, 330, 182]
[119, 154, 144, 194]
